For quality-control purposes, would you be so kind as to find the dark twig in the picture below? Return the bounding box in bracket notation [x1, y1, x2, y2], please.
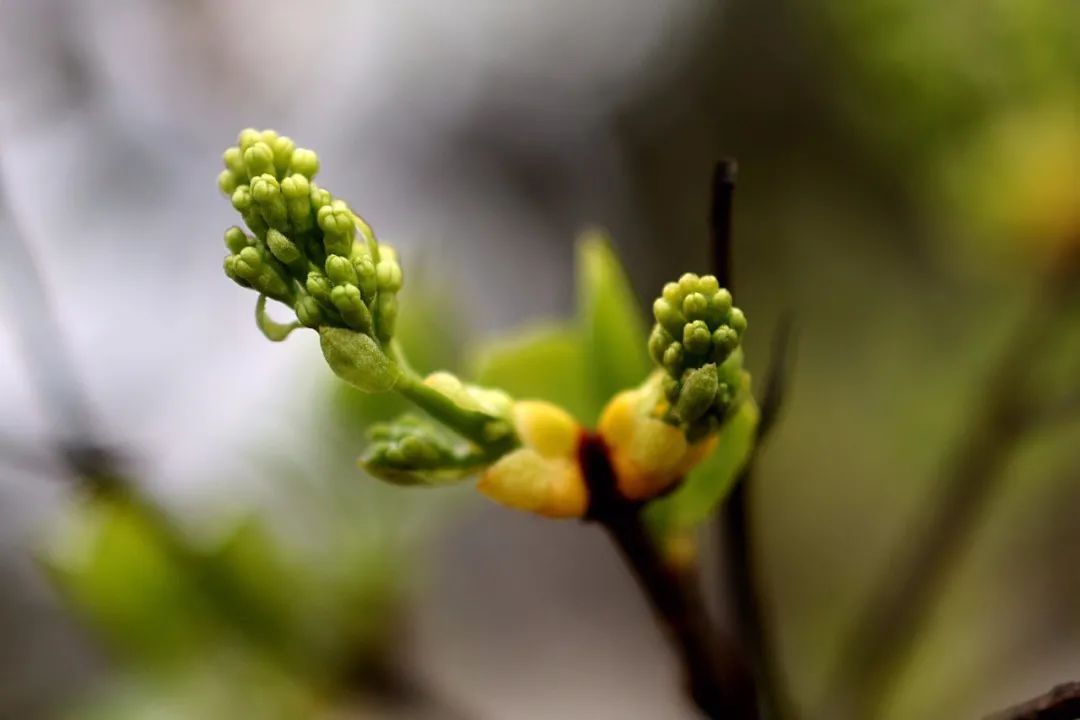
[823, 275, 1079, 719]
[710, 159, 738, 295]
[580, 432, 758, 719]
[985, 681, 1080, 720]
[709, 158, 797, 719]
[722, 316, 798, 720]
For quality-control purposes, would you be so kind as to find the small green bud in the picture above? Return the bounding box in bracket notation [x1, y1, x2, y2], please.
[235, 246, 263, 278]
[331, 283, 372, 331]
[376, 258, 403, 292]
[295, 295, 322, 328]
[244, 142, 275, 179]
[729, 307, 747, 335]
[353, 256, 378, 299]
[270, 135, 295, 176]
[290, 148, 319, 179]
[224, 226, 250, 254]
[662, 281, 682, 304]
[683, 320, 712, 356]
[653, 298, 686, 337]
[682, 292, 709, 321]
[649, 325, 674, 364]
[362, 415, 481, 485]
[374, 292, 398, 343]
[309, 184, 332, 211]
[678, 273, 700, 295]
[238, 128, 262, 151]
[326, 254, 359, 286]
[712, 326, 739, 363]
[673, 364, 719, 424]
[662, 342, 685, 375]
[698, 275, 720, 295]
[218, 169, 239, 195]
[231, 185, 253, 213]
[280, 174, 312, 230]
[223, 146, 246, 176]
[280, 173, 310, 200]
[706, 289, 732, 326]
[318, 201, 355, 256]
[223, 255, 247, 286]
[250, 173, 288, 228]
[233, 246, 290, 300]
[266, 228, 301, 264]
[306, 271, 332, 302]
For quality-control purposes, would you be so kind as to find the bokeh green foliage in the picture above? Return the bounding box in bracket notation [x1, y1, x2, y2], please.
[45, 275, 468, 718]
[819, 0, 1080, 270]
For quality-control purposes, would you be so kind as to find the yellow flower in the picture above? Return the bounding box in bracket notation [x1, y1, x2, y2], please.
[477, 401, 588, 518]
[478, 381, 719, 519]
[598, 380, 718, 501]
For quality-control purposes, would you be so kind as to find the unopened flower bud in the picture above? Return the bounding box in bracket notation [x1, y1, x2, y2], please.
[682, 320, 712, 356]
[266, 228, 301, 264]
[331, 284, 373, 331]
[224, 226, 250, 254]
[244, 142, 275, 179]
[306, 271, 332, 303]
[289, 148, 319, 179]
[295, 295, 323, 328]
[326, 254, 358, 286]
[673, 364, 719, 425]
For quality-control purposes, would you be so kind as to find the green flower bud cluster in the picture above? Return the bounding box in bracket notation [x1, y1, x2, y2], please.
[362, 415, 487, 486]
[648, 273, 749, 435]
[218, 128, 402, 344]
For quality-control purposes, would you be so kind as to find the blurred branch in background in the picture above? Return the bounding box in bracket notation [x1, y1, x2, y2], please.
[985, 681, 1080, 720]
[710, 160, 799, 720]
[823, 262, 1080, 719]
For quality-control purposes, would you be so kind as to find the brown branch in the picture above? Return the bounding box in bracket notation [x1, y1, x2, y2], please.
[721, 315, 798, 720]
[710, 159, 738, 295]
[708, 158, 797, 719]
[985, 681, 1080, 720]
[580, 432, 758, 719]
[822, 275, 1079, 719]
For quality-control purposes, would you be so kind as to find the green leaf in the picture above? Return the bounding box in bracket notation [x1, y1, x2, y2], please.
[473, 326, 597, 423]
[255, 295, 302, 342]
[646, 400, 759, 537]
[577, 231, 651, 420]
[319, 327, 401, 393]
[41, 497, 213, 667]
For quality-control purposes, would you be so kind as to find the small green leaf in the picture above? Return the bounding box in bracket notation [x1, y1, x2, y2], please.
[646, 400, 759, 537]
[578, 231, 651, 419]
[255, 295, 302, 342]
[319, 327, 401, 393]
[41, 497, 212, 666]
[473, 326, 597, 422]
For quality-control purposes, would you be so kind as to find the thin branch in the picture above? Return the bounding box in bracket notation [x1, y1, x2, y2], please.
[580, 432, 758, 719]
[822, 276, 1079, 719]
[985, 681, 1080, 720]
[722, 316, 798, 720]
[710, 159, 738, 294]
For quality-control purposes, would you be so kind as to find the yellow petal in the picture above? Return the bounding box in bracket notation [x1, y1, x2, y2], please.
[477, 448, 587, 518]
[599, 386, 710, 501]
[512, 400, 581, 458]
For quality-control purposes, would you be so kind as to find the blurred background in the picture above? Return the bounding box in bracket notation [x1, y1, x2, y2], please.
[0, 0, 1077, 718]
